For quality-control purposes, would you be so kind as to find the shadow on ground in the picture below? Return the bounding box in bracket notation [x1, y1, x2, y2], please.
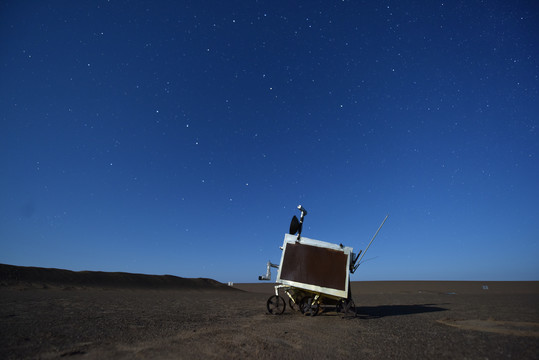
[356, 304, 448, 318]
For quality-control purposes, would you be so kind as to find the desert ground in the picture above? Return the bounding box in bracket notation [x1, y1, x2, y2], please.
[1, 264, 538, 359]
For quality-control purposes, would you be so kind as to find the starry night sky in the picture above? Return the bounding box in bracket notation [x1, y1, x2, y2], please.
[1, 1, 538, 282]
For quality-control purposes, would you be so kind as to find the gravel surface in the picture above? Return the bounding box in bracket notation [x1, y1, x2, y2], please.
[1, 280, 538, 359]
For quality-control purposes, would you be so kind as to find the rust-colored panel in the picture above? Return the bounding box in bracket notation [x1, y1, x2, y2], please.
[280, 242, 347, 291]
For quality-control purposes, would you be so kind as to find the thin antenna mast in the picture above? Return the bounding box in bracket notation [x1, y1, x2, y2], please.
[354, 215, 389, 271]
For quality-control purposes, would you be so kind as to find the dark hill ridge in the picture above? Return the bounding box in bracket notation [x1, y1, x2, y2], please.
[0, 263, 234, 290]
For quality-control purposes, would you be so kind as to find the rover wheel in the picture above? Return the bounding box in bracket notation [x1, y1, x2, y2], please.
[300, 296, 319, 316]
[267, 295, 286, 315]
[338, 299, 356, 317]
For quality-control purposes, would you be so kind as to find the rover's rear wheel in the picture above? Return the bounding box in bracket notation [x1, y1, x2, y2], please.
[337, 298, 356, 316]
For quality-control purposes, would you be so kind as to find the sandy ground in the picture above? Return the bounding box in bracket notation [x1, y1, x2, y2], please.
[1, 265, 538, 359]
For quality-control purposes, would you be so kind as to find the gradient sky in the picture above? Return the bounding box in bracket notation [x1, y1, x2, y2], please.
[1, 1, 537, 283]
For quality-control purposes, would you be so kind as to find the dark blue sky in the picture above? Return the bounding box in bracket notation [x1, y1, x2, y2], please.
[1, 1, 537, 282]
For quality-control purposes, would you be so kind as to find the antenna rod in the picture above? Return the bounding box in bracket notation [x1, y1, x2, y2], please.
[356, 214, 389, 266]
